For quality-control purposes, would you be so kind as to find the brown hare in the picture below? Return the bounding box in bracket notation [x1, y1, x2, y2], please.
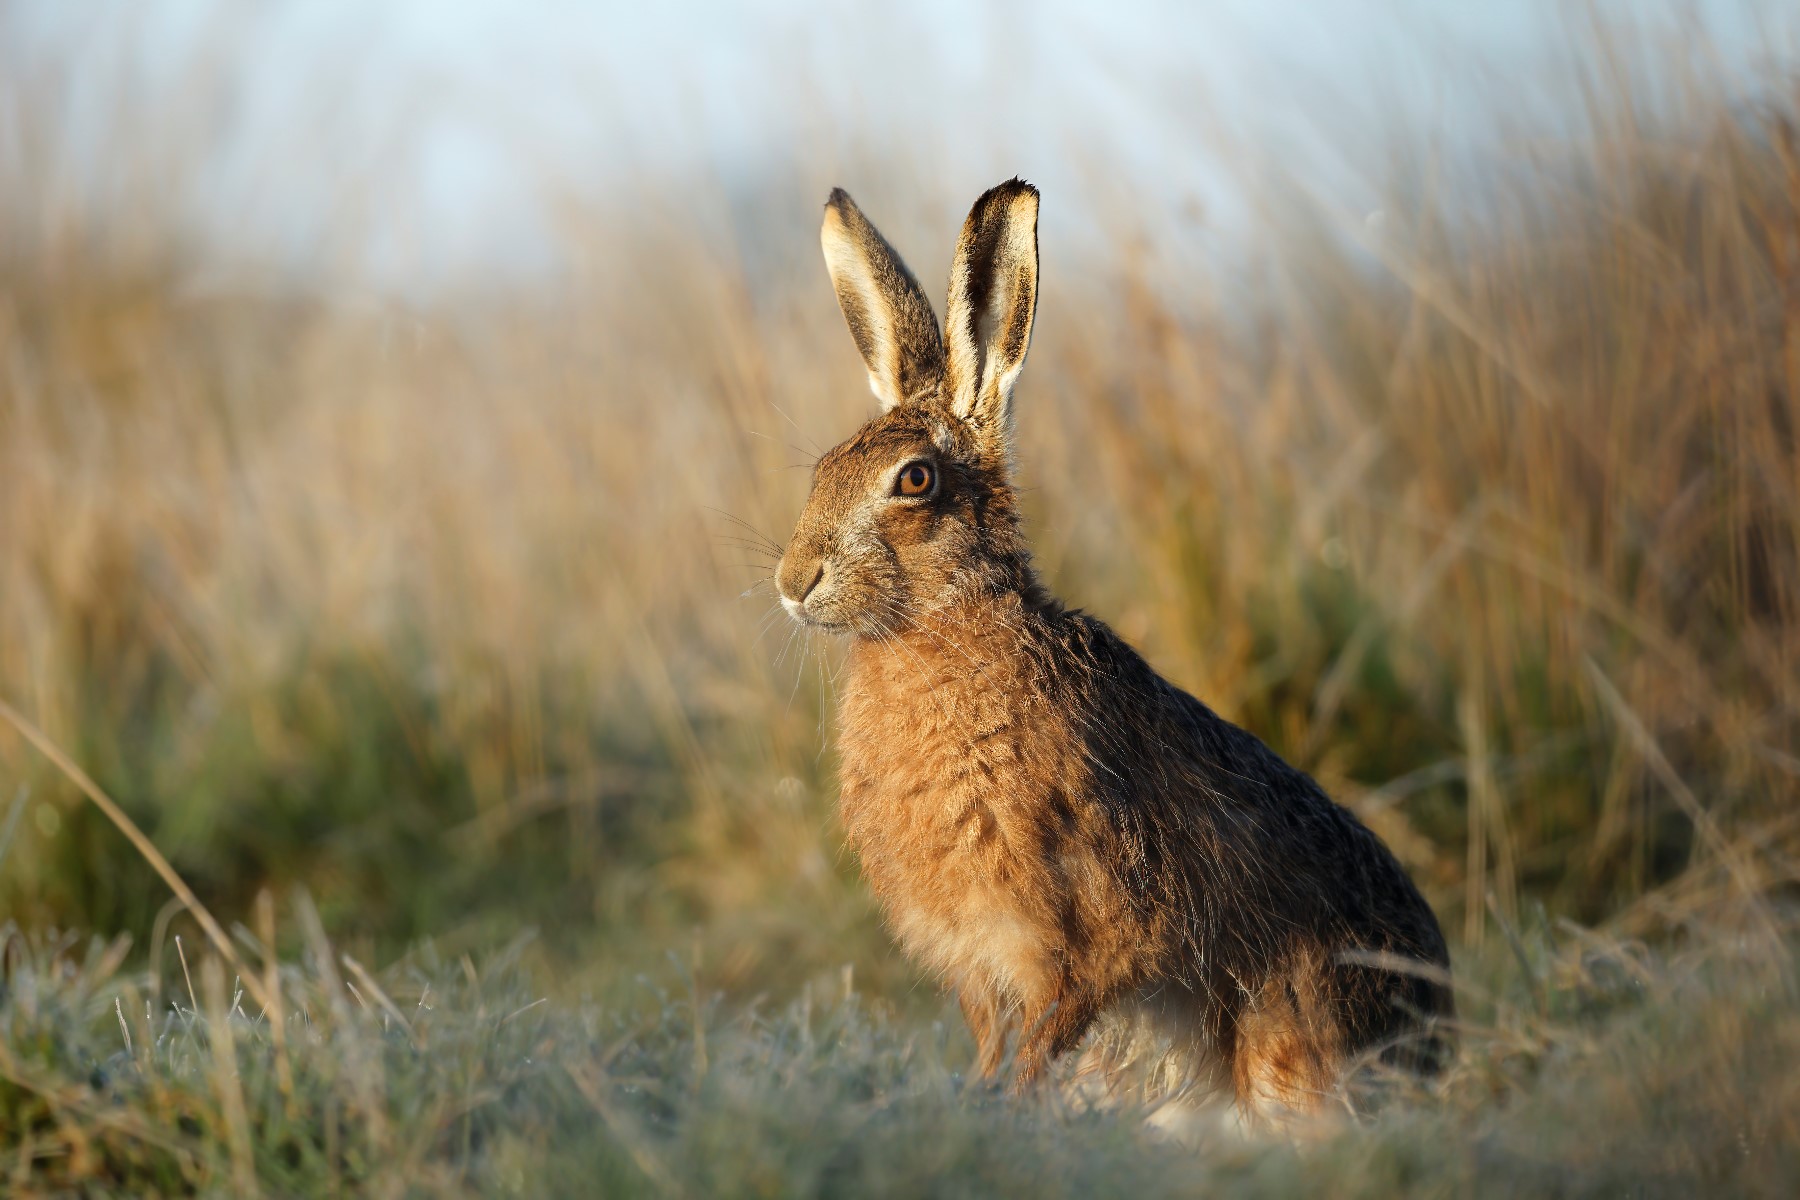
[775, 179, 1452, 1120]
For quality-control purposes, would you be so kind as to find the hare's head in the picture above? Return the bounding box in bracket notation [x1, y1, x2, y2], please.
[776, 180, 1042, 635]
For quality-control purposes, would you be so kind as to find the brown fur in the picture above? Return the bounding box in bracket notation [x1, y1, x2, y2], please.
[776, 180, 1452, 1118]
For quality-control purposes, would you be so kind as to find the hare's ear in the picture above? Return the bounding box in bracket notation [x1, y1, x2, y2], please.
[944, 178, 1039, 440]
[821, 189, 945, 411]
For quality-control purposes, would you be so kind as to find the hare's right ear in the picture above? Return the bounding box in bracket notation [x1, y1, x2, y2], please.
[821, 189, 945, 411]
[944, 179, 1039, 443]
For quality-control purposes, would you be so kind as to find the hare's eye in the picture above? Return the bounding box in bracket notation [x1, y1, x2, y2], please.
[895, 461, 935, 497]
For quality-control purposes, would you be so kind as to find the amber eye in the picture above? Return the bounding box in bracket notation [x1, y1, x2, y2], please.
[895, 460, 936, 497]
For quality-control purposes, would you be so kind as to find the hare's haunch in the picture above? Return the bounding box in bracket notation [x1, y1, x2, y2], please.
[776, 180, 1452, 1117]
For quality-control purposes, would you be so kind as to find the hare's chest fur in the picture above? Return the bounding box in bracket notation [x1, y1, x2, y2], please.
[834, 625, 1104, 1001]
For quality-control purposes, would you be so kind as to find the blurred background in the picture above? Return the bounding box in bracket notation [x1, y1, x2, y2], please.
[3, 0, 1798, 1008]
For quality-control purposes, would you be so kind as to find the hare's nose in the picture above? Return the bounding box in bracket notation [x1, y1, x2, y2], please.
[777, 564, 824, 618]
[777, 559, 826, 615]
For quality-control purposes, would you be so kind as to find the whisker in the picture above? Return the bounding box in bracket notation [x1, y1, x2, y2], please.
[751, 604, 790, 650]
[786, 627, 812, 712]
[773, 623, 801, 672]
[814, 637, 832, 744]
[765, 399, 824, 456]
[714, 537, 782, 558]
[745, 427, 820, 463]
[703, 507, 786, 556]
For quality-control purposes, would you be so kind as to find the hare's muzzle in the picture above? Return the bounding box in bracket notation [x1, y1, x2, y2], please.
[776, 559, 827, 625]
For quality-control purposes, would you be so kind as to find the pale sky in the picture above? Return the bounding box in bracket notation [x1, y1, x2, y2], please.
[3, 0, 1792, 295]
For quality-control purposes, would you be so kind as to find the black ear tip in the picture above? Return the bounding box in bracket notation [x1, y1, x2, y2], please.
[972, 178, 1039, 217]
[825, 186, 855, 211]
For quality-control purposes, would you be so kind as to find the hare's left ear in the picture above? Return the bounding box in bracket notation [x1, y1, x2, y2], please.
[944, 179, 1039, 441]
[821, 188, 946, 411]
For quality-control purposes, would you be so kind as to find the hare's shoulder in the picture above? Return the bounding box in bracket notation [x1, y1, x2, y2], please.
[1046, 607, 1331, 805]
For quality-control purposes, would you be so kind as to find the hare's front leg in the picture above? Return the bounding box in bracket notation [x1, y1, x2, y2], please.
[957, 982, 1012, 1080]
[1011, 978, 1102, 1091]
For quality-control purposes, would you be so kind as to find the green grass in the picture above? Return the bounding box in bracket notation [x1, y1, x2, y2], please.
[3, 899, 1795, 1197]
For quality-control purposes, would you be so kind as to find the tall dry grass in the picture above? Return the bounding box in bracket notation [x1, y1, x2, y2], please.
[0, 18, 1796, 1011]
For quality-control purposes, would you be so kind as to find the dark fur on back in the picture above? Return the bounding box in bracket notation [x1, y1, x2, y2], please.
[1049, 606, 1453, 1074]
